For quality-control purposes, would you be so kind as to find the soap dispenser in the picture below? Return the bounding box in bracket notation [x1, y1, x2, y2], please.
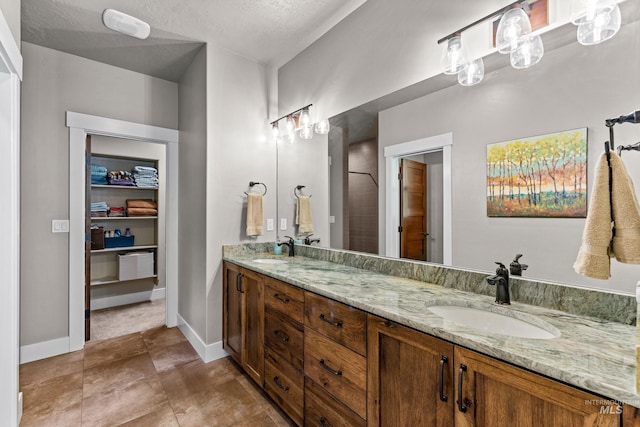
[509, 254, 528, 276]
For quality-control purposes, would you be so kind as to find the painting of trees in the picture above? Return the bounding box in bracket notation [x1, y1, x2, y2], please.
[486, 128, 587, 217]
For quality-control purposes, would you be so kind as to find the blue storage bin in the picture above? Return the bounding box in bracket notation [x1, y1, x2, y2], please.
[104, 236, 135, 248]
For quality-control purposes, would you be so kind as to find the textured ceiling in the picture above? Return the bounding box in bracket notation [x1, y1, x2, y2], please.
[22, 0, 367, 82]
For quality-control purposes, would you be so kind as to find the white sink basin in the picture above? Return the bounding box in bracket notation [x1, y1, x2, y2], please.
[428, 305, 560, 340]
[253, 258, 288, 265]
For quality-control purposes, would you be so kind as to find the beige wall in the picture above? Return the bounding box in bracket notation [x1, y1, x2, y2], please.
[20, 42, 178, 346]
[0, 0, 20, 46]
[178, 45, 207, 339]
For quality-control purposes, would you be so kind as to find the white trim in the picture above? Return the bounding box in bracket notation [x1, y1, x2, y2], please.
[176, 314, 229, 363]
[384, 133, 453, 265]
[0, 10, 22, 79]
[90, 287, 165, 311]
[0, 10, 22, 426]
[20, 337, 70, 365]
[67, 112, 179, 352]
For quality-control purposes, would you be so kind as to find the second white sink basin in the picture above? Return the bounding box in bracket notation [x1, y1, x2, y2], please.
[253, 258, 288, 265]
[428, 305, 560, 340]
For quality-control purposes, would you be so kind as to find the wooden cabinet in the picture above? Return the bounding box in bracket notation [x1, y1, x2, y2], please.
[367, 314, 454, 427]
[222, 262, 264, 387]
[304, 377, 366, 427]
[454, 347, 621, 427]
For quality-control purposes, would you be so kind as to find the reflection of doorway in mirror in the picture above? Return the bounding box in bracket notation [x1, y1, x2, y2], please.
[400, 154, 443, 263]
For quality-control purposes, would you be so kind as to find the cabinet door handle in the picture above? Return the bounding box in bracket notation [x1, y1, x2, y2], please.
[237, 274, 244, 294]
[273, 376, 289, 392]
[273, 293, 290, 303]
[319, 359, 342, 376]
[273, 329, 290, 343]
[319, 313, 343, 328]
[439, 355, 449, 402]
[457, 364, 467, 413]
[319, 417, 331, 427]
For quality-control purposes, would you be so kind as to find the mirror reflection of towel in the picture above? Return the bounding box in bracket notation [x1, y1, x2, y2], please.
[246, 194, 263, 236]
[297, 195, 313, 234]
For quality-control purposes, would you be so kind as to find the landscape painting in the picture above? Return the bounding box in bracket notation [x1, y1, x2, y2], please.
[486, 128, 588, 218]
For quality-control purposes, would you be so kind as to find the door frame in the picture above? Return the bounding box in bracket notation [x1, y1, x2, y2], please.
[0, 8, 23, 426]
[67, 112, 179, 352]
[384, 133, 452, 265]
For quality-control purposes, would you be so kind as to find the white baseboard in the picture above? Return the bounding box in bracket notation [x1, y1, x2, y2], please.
[90, 287, 165, 310]
[20, 336, 70, 364]
[176, 313, 228, 363]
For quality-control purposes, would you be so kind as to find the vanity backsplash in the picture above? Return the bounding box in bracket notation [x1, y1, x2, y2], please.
[223, 242, 637, 326]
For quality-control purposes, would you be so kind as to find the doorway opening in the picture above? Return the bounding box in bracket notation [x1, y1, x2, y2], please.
[384, 133, 452, 265]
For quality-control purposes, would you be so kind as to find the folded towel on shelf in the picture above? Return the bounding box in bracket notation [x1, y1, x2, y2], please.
[246, 193, 263, 236]
[132, 165, 158, 175]
[574, 151, 640, 279]
[91, 164, 108, 175]
[610, 152, 640, 263]
[126, 207, 158, 216]
[296, 195, 313, 234]
[126, 199, 157, 209]
[91, 176, 108, 185]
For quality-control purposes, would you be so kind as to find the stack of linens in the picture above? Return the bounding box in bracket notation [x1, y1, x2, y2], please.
[91, 164, 108, 185]
[90, 201, 109, 217]
[132, 166, 158, 189]
[107, 170, 135, 186]
[126, 199, 158, 216]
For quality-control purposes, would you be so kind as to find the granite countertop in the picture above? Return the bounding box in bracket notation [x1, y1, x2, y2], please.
[223, 252, 638, 409]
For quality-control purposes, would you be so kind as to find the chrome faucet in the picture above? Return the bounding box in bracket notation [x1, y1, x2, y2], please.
[277, 236, 295, 257]
[303, 233, 320, 245]
[486, 262, 510, 305]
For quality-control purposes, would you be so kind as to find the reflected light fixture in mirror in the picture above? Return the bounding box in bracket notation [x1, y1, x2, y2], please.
[496, 7, 532, 54]
[458, 57, 485, 86]
[572, 0, 621, 45]
[510, 34, 544, 69]
[269, 104, 331, 143]
[314, 119, 330, 135]
[441, 35, 467, 75]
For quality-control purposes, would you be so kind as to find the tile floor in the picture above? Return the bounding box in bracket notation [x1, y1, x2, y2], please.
[90, 299, 166, 342]
[19, 326, 292, 426]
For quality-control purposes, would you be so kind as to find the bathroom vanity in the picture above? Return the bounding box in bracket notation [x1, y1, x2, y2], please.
[222, 244, 640, 426]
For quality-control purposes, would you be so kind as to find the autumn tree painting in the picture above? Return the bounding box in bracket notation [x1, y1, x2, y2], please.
[486, 128, 587, 217]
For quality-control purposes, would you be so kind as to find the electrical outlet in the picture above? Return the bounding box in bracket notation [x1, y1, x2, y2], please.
[267, 218, 274, 231]
[280, 218, 287, 230]
[329, 215, 336, 224]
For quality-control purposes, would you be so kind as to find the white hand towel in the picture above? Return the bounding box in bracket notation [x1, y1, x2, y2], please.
[574, 153, 613, 279]
[246, 193, 263, 236]
[296, 195, 314, 234]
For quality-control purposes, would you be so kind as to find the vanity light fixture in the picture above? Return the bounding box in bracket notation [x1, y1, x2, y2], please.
[270, 104, 331, 142]
[438, 0, 543, 86]
[571, 0, 621, 45]
[102, 9, 151, 40]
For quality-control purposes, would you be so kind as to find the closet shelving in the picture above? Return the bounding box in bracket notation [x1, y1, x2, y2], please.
[90, 154, 159, 287]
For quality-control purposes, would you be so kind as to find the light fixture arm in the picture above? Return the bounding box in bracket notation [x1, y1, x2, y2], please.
[437, 0, 532, 45]
[270, 104, 313, 126]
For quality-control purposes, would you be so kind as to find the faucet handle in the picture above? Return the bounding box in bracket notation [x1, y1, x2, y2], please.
[512, 254, 523, 262]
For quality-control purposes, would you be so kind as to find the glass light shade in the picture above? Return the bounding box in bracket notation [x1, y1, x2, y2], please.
[458, 58, 485, 86]
[314, 119, 330, 135]
[496, 8, 532, 54]
[299, 108, 311, 128]
[441, 36, 467, 75]
[284, 115, 296, 137]
[571, 0, 617, 25]
[576, 3, 621, 45]
[510, 34, 544, 69]
[271, 123, 280, 139]
[299, 125, 314, 140]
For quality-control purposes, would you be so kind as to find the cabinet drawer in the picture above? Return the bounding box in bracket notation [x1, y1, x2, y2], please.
[265, 277, 304, 323]
[264, 306, 304, 372]
[304, 328, 367, 419]
[304, 376, 366, 427]
[265, 350, 304, 426]
[304, 292, 367, 356]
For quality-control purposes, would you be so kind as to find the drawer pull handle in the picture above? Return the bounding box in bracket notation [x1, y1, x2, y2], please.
[457, 364, 467, 413]
[439, 355, 448, 402]
[319, 359, 342, 376]
[319, 313, 343, 328]
[273, 293, 290, 303]
[319, 417, 331, 427]
[273, 329, 290, 342]
[273, 376, 289, 392]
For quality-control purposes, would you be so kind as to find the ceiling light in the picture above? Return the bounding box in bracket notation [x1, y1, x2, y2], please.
[572, 0, 621, 45]
[496, 7, 532, 54]
[441, 36, 467, 75]
[102, 9, 151, 40]
[314, 119, 330, 135]
[458, 58, 485, 86]
[510, 34, 544, 69]
[299, 125, 314, 140]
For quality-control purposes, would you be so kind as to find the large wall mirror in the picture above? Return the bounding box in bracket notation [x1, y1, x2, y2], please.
[277, 1, 640, 295]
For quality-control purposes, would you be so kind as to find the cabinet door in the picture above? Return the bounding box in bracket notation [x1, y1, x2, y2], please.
[223, 262, 244, 364]
[242, 268, 265, 387]
[454, 347, 621, 427]
[367, 314, 454, 427]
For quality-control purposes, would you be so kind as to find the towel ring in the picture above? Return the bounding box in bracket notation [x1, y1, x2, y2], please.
[294, 185, 312, 198]
[244, 181, 267, 196]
